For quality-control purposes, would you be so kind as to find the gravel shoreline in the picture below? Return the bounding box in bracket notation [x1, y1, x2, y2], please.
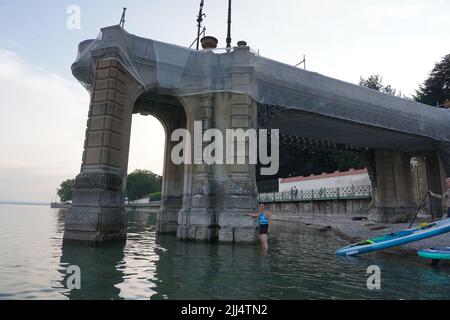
[272, 214, 450, 255]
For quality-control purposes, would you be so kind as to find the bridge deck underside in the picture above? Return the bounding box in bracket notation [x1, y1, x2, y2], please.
[260, 106, 434, 152]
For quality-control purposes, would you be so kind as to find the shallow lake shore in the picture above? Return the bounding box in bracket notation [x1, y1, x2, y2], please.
[272, 214, 450, 256]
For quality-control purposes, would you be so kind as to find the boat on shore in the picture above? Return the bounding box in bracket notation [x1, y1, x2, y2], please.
[418, 247, 450, 262]
[336, 218, 450, 257]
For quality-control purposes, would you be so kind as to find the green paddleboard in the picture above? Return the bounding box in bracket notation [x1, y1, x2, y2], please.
[418, 247, 450, 260]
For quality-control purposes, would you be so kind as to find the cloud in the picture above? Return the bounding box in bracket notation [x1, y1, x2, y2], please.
[382, 5, 422, 19]
[365, 3, 423, 28]
[0, 49, 89, 202]
[0, 49, 166, 202]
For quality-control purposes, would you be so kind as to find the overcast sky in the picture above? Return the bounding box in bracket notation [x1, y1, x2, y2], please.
[0, 0, 449, 202]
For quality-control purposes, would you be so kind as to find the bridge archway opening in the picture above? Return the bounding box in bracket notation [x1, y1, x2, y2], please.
[255, 130, 368, 194]
[128, 114, 164, 183]
[130, 91, 188, 234]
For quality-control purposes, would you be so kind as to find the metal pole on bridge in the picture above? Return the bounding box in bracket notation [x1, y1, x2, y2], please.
[226, 0, 232, 48]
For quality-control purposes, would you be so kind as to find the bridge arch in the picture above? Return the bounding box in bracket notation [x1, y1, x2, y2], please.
[131, 91, 187, 235]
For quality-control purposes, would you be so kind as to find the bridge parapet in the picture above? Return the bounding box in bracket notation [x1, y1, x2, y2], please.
[259, 185, 372, 203]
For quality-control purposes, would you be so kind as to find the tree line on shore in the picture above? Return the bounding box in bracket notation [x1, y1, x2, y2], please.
[57, 169, 162, 203]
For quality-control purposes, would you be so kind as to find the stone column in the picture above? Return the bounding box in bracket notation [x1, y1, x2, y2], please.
[217, 93, 259, 243]
[177, 95, 218, 241]
[64, 58, 135, 243]
[410, 157, 428, 204]
[157, 119, 185, 234]
[214, 44, 260, 243]
[437, 141, 450, 178]
[369, 149, 415, 223]
[426, 152, 445, 218]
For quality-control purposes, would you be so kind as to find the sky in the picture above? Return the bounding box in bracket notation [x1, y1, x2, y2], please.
[0, 0, 449, 202]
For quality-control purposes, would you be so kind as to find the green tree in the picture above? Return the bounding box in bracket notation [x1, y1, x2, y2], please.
[359, 74, 400, 96]
[332, 153, 365, 171]
[415, 54, 450, 107]
[126, 169, 162, 201]
[57, 179, 75, 203]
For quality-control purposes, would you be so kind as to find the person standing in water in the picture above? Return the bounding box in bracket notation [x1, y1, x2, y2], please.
[246, 203, 272, 250]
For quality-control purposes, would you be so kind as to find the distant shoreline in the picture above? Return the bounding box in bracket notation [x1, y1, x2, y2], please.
[0, 201, 49, 207]
[50, 202, 71, 209]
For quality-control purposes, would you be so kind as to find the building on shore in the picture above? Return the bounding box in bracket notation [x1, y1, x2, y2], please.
[279, 168, 371, 192]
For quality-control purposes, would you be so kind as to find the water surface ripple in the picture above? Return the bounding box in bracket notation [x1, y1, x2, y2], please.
[0, 205, 448, 300]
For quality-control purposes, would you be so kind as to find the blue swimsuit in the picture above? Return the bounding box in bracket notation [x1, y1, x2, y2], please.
[258, 212, 269, 225]
[258, 212, 269, 235]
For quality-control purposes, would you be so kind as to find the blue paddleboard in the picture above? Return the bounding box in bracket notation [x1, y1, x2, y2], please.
[336, 218, 450, 257]
[418, 247, 450, 261]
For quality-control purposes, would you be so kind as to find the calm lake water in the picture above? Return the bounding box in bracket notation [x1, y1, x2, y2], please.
[0, 204, 449, 300]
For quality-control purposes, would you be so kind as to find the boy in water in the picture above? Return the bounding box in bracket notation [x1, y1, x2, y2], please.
[246, 203, 272, 250]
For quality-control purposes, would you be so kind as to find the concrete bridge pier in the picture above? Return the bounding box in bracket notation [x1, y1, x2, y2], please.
[176, 94, 219, 242]
[369, 149, 416, 223]
[176, 93, 259, 243]
[217, 94, 259, 243]
[64, 58, 136, 243]
[369, 149, 447, 222]
[425, 151, 446, 218]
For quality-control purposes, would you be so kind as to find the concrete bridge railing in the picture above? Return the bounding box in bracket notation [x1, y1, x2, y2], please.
[259, 185, 373, 203]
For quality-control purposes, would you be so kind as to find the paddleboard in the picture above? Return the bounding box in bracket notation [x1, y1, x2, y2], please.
[418, 247, 450, 261]
[336, 218, 450, 257]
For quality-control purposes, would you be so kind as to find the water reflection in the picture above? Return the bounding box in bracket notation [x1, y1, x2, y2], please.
[0, 205, 449, 300]
[152, 235, 266, 300]
[59, 242, 125, 300]
[55, 211, 450, 300]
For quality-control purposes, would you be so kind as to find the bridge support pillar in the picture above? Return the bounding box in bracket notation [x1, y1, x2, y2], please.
[437, 142, 450, 179]
[425, 152, 446, 218]
[64, 58, 136, 243]
[369, 149, 415, 223]
[157, 118, 185, 234]
[177, 95, 219, 242]
[176, 93, 259, 243]
[217, 94, 259, 243]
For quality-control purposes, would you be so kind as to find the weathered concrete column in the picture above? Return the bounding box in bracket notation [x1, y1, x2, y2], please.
[437, 142, 450, 178]
[217, 93, 259, 243]
[177, 95, 218, 241]
[369, 149, 415, 223]
[410, 157, 428, 204]
[64, 58, 136, 243]
[215, 44, 260, 243]
[175, 91, 259, 243]
[157, 120, 185, 234]
[426, 152, 445, 218]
